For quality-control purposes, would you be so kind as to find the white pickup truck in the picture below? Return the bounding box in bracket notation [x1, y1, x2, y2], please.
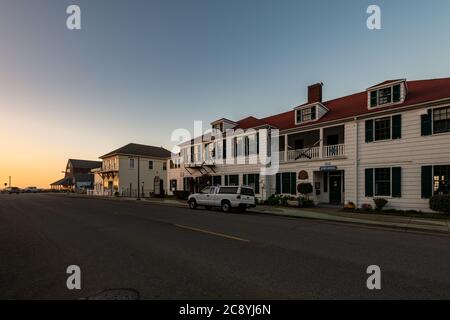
[188, 185, 256, 213]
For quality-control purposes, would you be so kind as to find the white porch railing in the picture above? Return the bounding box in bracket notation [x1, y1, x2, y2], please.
[323, 144, 345, 158]
[287, 146, 320, 161]
[279, 144, 345, 162]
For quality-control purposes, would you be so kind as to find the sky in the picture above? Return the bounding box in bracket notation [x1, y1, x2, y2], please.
[0, 0, 449, 188]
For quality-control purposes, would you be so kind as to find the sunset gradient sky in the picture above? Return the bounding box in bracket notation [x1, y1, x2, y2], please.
[1, 0, 450, 188]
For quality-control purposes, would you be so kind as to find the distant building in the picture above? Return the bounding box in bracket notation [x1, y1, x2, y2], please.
[51, 159, 102, 191]
[92, 143, 172, 197]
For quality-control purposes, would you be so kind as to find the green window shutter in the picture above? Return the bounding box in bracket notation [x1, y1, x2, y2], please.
[393, 84, 401, 102]
[243, 174, 248, 185]
[290, 172, 297, 195]
[225, 175, 229, 186]
[392, 115, 402, 139]
[223, 139, 227, 158]
[421, 166, 433, 198]
[275, 173, 281, 195]
[365, 168, 374, 197]
[391, 167, 402, 197]
[255, 174, 260, 194]
[256, 133, 260, 155]
[370, 91, 377, 107]
[365, 120, 374, 143]
[421, 109, 432, 136]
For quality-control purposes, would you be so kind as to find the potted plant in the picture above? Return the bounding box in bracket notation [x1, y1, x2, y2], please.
[286, 196, 299, 207]
[373, 198, 388, 211]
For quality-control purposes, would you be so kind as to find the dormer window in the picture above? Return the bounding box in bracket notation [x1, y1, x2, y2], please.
[296, 106, 317, 123]
[368, 80, 406, 109]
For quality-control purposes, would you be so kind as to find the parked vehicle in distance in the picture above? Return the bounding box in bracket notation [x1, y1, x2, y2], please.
[4, 187, 21, 194]
[188, 185, 256, 213]
[23, 186, 40, 193]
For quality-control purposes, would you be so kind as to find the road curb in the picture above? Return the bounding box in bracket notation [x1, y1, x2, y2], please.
[46, 193, 450, 236]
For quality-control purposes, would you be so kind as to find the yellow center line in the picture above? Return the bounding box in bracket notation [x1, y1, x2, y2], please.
[174, 224, 250, 243]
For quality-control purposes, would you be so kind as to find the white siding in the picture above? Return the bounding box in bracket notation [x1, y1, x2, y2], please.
[357, 105, 450, 211]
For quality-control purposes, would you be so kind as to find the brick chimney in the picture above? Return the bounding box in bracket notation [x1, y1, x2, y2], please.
[308, 82, 323, 104]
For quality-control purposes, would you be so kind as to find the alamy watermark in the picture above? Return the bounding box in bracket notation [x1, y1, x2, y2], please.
[170, 121, 280, 176]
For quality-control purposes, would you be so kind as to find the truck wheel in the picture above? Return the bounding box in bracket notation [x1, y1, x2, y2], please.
[188, 199, 197, 209]
[221, 201, 231, 213]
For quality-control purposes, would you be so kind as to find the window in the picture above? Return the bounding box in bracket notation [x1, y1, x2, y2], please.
[240, 187, 255, 197]
[129, 158, 135, 169]
[243, 174, 260, 194]
[366, 115, 401, 142]
[375, 168, 391, 196]
[374, 117, 391, 141]
[369, 84, 402, 108]
[234, 137, 244, 157]
[163, 162, 167, 171]
[218, 186, 239, 194]
[433, 106, 450, 134]
[212, 176, 222, 186]
[149, 160, 153, 170]
[275, 172, 296, 195]
[296, 106, 317, 123]
[246, 134, 257, 155]
[170, 179, 177, 191]
[224, 175, 239, 186]
[434, 165, 450, 195]
[378, 87, 392, 105]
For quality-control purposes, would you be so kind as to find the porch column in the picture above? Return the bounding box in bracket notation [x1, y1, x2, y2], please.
[284, 134, 288, 161]
[319, 128, 324, 158]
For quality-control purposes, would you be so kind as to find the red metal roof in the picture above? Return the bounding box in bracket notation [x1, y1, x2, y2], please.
[236, 78, 450, 131]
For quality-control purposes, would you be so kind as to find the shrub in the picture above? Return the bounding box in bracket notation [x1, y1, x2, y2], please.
[114, 191, 120, 197]
[173, 190, 190, 200]
[373, 198, 388, 211]
[267, 194, 281, 206]
[429, 195, 450, 213]
[298, 197, 314, 208]
[297, 183, 313, 197]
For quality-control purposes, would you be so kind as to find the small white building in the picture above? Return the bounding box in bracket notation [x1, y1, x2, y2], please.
[92, 143, 171, 197]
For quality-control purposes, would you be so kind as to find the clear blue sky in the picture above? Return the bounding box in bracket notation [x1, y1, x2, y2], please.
[1, 0, 450, 186]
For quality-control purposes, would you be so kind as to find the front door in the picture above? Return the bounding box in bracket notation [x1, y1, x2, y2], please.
[329, 175, 342, 204]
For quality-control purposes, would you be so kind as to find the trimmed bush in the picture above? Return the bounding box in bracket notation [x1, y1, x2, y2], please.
[297, 183, 313, 197]
[429, 195, 450, 213]
[173, 190, 190, 200]
[373, 198, 388, 211]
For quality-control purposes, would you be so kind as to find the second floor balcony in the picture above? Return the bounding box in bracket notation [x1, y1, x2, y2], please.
[278, 125, 346, 162]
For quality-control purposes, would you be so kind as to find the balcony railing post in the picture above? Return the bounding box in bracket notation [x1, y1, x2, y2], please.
[284, 135, 288, 163]
[319, 128, 323, 159]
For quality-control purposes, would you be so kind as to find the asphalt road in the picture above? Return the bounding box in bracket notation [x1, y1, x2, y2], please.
[1, 193, 450, 299]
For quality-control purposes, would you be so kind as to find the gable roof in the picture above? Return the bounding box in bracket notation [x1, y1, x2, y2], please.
[68, 159, 102, 169]
[235, 77, 450, 131]
[100, 143, 172, 159]
[367, 79, 406, 90]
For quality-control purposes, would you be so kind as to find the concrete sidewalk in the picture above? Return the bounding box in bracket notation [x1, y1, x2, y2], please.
[50, 193, 450, 234]
[249, 205, 450, 234]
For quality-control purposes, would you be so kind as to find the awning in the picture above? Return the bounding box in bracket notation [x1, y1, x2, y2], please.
[50, 177, 73, 187]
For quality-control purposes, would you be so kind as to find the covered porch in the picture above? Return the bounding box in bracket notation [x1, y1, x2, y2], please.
[279, 125, 346, 162]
